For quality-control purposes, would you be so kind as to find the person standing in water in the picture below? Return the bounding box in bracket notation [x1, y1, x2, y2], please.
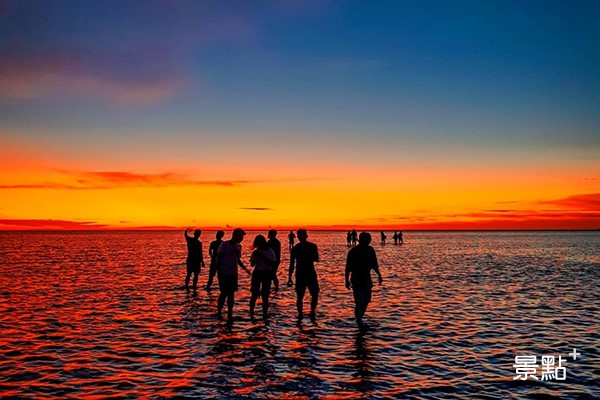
[205, 230, 225, 291]
[267, 229, 282, 291]
[398, 231, 404, 245]
[380, 231, 386, 245]
[288, 230, 296, 250]
[249, 234, 277, 321]
[184, 229, 204, 291]
[216, 228, 251, 325]
[345, 232, 383, 328]
[287, 229, 320, 322]
[351, 229, 358, 246]
[393, 231, 399, 245]
[346, 231, 352, 247]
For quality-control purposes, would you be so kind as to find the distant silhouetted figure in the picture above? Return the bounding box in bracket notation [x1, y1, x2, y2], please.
[288, 230, 296, 250]
[380, 231, 386, 245]
[345, 232, 383, 328]
[249, 235, 277, 321]
[184, 229, 204, 291]
[351, 229, 358, 246]
[206, 230, 225, 291]
[267, 229, 282, 291]
[393, 231, 399, 245]
[287, 229, 319, 322]
[216, 228, 251, 325]
[346, 231, 352, 246]
[398, 231, 404, 245]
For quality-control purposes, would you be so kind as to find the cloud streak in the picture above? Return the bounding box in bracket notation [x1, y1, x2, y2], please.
[0, 170, 262, 190]
[0, 219, 108, 230]
[0, 49, 187, 105]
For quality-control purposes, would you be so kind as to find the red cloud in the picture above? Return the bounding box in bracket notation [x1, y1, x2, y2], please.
[0, 219, 108, 230]
[541, 193, 600, 210]
[0, 170, 258, 190]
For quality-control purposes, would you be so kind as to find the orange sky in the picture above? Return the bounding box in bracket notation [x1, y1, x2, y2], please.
[1, 138, 598, 230]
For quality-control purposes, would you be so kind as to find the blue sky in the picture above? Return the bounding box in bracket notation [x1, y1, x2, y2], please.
[0, 0, 599, 164]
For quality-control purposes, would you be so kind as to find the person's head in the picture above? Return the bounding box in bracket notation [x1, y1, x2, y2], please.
[216, 230, 225, 240]
[268, 229, 277, 239]
[231, 228, 246, 243]
[297, 229, 308, 242]
[253, 234, 268, 250]
[194, 229, 201, 239]
[358, 232, 371, 245]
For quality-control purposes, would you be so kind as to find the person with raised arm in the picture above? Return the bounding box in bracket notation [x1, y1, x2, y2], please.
[183, 229, 204, 292]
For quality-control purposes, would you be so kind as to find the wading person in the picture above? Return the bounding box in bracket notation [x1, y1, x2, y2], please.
[249, 234, 277, 321]
[345, 232, 383, 328]
[184, 229, 204, 291]
[217, 228, 250, 325]
[206, 230, 225, 291]
[267, 229, 282, 291]
[287, 229, 320, 322]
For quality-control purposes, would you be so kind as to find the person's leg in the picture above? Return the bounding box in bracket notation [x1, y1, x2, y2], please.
[206, 261, 217, 290]
[217, 293, 226, 319]
[185, 267, 192, 290]
[227, 291, 235, 321]
[308, 278, 320, 320]
[261, 273, 272, 319]
[272, 266, 279, 292]
[192, 269, 199, 290]
[295, 282, 307, 320]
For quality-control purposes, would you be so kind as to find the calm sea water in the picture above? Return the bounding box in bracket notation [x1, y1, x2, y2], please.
[0, 231, 598, 399]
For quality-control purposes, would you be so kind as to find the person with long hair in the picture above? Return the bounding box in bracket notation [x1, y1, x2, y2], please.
[249, 234, 277, 321]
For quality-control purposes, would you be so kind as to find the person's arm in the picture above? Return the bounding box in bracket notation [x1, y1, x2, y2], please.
[184, 229, 191, 239]
[200, 242, 205, 267]
[287, 248, 295, 286]
[237, 246, 251, 275]
[372, 247, 383, 285]
[314, 244, 319, 263]
[345, 251, 352, 290]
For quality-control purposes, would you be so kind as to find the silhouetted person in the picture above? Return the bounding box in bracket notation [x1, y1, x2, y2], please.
[249, 234, 277, 321]
[398, 231, 404, 245]
[184, 229, 204, 291]
[345, 232, 383, 328]
[380, 231, 386, 245]
[205, 230, 225, 291]
[216, 228, 251, 325]
[288, 230, 296, 250]
[346, 231, 352, 247]
[393, 231, 399, 245]
[351, 229, 358, 246]
[267, 229, 282, 291]
[287, 229, 319, 322]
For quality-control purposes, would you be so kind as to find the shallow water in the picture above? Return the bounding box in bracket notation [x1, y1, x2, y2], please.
[0, 231, 599, 399]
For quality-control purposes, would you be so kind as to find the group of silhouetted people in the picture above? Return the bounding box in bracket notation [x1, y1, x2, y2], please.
[184, 228, 387, 328]
[347, 229, 403, 246]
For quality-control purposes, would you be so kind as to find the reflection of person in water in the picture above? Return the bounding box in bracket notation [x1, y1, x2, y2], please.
[206, 230, 225, 291]
[184, 229, 204, 291]
[345, 232, 383, 328]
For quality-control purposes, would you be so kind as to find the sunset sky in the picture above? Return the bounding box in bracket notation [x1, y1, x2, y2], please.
[1, 0, 599, 230]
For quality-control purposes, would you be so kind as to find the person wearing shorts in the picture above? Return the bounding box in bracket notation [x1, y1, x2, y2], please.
[345, 232, 383, 328]
[216, 228, 250, 324]
[249, 234, 276, 320]
[287, 229, 319, 322]
[184, 229, 204, 291]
